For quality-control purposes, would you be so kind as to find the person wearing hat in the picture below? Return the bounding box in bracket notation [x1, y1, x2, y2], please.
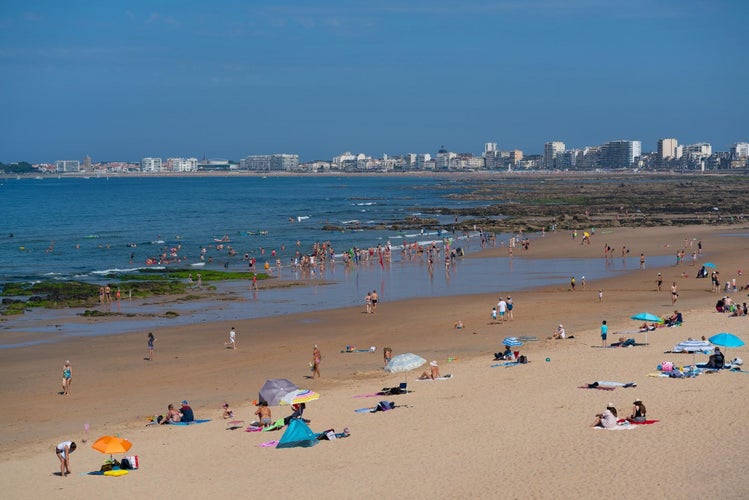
[418, 360, 441, 380]
[179, 400, 194, 422]
[592, 403, 618, 428]
[552, 324, 566, 339]
[630, 399, 647, 423]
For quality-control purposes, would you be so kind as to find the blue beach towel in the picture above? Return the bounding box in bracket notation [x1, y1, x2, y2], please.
[170, 419, 211, 426]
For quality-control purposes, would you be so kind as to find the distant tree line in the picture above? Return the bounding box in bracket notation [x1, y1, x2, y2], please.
[0, 161, 35, 173]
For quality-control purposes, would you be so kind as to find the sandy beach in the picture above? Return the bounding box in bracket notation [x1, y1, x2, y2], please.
[1, 224, 748, 499]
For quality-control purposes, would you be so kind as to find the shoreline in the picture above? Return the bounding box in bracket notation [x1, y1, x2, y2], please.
[1, 223, 748, 497]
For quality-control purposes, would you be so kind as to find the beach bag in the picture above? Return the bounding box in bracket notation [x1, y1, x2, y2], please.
[518, 355, 528, 364]
[122, 456, 139, 469]
[661, 361, 673, 372]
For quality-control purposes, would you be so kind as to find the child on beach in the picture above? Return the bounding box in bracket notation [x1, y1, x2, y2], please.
[491, 307, 497, 322]
[222, 403, 234, 419]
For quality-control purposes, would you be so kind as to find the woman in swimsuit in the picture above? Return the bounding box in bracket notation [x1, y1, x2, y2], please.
[61, 360, 72, 395]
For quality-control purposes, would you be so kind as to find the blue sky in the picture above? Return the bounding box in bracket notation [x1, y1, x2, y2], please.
[1, 0, 746, 163]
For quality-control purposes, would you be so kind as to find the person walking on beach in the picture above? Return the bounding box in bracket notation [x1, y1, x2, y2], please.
[147, 332, 156, 361]
[598, 289, 603, 302]
[656, 272, 663, 291]
[55, 441, 76, 477]
[671, 282, 679, 305]
[506, 296, 514, 320]
[225, 327, 237, 349]
[600, 320, 608, 347]
[639, 253, 646, 270]
[370, 290, 378, 313]
[61, 360, 72, 395]
[311, 344, 322, 378]
[497, 297, 507, 321]
[570, 277, 576, 291]
[365, 292, 372, 314]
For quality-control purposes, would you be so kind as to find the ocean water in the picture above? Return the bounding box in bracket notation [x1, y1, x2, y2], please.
[0, 175, 483, 282]
[0, 175, 673, 347]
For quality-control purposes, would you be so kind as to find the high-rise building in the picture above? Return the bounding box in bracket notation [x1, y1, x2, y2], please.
[599, 140, 641, 168]
[657, 138, 678, 165]
[543, 141, 565, 169]
[484, 142, 497, 156]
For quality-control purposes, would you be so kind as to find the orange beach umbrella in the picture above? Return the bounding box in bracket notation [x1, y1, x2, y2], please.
[92, 435, 132, 459]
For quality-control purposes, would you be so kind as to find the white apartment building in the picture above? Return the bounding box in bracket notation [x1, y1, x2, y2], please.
[141, 157, 163, 172]
[683, 143, 712, 159]
[166, 157, 198, 172]
[55, 160, 80, 173]
[731, 142, 749, 158]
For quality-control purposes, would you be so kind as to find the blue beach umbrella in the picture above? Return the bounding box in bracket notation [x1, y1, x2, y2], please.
[503, 337, 523, 347]
[709, 332, 744, 359]
[709, 333, 744, 349]
[631, 312, 663, 323]
[702, 262, 717, 268]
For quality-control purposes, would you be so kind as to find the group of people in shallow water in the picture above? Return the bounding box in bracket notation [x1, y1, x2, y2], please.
[592, 399, 647, 428]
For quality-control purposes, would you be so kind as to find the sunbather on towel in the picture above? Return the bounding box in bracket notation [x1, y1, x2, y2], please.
[160, 403, 181, 424]
[613, 337, 637, 347]
[630, 399, 647, 423]
[255, 401, 272, 427]
[418, 360, 440, 380]
[592, 404, 618, 428]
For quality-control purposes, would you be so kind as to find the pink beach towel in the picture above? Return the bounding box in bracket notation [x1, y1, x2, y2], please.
[259, 440, 278, 448]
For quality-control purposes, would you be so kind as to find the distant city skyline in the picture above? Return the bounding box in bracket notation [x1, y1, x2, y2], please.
[1, 1, 747, 163]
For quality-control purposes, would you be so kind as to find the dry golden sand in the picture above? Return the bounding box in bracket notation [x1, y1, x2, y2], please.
[1, 225, 748, 499]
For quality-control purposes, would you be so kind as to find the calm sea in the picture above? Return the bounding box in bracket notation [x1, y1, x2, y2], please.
[0, 175, 672, 347]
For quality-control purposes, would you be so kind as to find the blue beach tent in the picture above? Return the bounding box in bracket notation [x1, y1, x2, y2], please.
[276, 418, 319, 449]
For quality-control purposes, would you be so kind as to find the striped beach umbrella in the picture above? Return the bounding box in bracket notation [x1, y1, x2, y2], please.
[280, 389, 320, 406]
[503, 337, 523, 347]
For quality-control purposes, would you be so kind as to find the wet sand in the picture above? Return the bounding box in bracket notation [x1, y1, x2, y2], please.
[1, 224, 748, 498]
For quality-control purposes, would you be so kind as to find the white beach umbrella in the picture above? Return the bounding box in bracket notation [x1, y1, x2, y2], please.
[385, 353, 426, 386]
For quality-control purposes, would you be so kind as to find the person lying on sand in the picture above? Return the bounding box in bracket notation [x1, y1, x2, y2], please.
[418, 360, 440, 380]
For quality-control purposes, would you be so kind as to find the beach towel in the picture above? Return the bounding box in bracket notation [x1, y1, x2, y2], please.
[596, 381, 636, 388]
[226, 420, 245, 430]
[491, 362, 518, 368]
[340, 348, 376, 353]
[578, 385, 615, 391]
[415, 374, 453, 381]
[169, 419, 211, 426]
[258, 440, 278, 448]
[594, 424, 638, 431]
[262, 418, 286, 432]
[517, 336, 539, 342]
[620, 419, 660, 425]
[245, 425, 264, 432]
